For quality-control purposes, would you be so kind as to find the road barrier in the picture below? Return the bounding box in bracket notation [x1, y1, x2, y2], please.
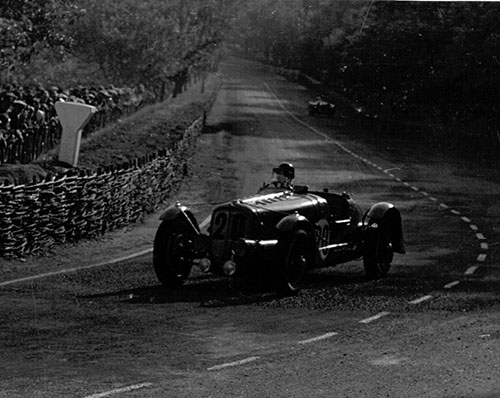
[0, 116, 203, 259]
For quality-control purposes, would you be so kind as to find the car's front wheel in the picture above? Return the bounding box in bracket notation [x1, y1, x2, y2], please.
[153, 220, 194, 287]
[275, 229, 312, 295]
[363, 232, 393, 280]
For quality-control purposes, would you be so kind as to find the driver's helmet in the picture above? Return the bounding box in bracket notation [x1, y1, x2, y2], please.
[271, 162, 295, 187]
[276, 162, 294, 179]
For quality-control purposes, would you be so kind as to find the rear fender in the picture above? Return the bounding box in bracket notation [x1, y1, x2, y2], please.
[159, 202, 200, 235]
[364, 203, 405, 254]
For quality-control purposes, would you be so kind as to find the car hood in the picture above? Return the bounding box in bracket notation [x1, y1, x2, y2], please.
[236, 191, 325, 215]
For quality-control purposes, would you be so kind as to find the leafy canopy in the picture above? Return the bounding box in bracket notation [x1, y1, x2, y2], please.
[0, 0, 80, 70]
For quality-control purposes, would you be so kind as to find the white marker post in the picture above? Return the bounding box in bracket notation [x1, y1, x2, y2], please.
[55, 101, 96, 167]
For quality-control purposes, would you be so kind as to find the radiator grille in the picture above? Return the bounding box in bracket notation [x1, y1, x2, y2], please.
[210, 209, 249, 261]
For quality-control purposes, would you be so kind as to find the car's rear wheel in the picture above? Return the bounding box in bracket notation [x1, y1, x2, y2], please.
[275, 229, 312, 295]
[363, 232, 393, 280]
[153, 220, 194, 287]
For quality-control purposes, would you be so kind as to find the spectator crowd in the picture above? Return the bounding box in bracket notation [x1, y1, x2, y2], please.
[0, 83, 150, 165]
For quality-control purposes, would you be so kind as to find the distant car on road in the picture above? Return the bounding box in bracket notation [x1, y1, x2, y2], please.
[153, 184, 404, 295]
[308, 97, 336, 116]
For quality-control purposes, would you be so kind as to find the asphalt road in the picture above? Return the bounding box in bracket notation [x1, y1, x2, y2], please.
[1, 56, 500, 398]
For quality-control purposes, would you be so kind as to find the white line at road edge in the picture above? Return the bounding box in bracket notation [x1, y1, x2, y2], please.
[298, 332, 338, 345]
[207, 356, 260, 371]
[408, 295, 433, 305]
[199, 216, 211, 231]
[359, 312, 390, 324]
[444, 281, 460, 289]
[0, 216, 211, 287]
[0, 248, 153, 287]
[83, 383, 153, 398]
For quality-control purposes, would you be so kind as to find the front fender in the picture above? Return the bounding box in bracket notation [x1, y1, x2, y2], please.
[275, 213, 318, 267]
[276, 213, 313, 235]
[364, 203, 405, 254]
[159, 202, 200, 234]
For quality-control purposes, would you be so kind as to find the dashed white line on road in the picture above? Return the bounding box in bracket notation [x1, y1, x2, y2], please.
[207, 356, 260, 371]
[444, 281, 460, 289]
[359, 312, 390, 324]
[408, 295, 433, 305]
[384, 167, 401, 173]
[465, 266, 479, 275]
[477, 253, 487, 262]
[298, 332, 338, 345]
[470, 224, 478, 231]
[84, 383, 153, 398]
[480, 243, 489, 250]
[266, 81, 491, 293]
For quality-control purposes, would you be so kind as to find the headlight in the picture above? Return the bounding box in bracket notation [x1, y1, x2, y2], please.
[223, 260, 237, 276]
[199, 258, 211, 273]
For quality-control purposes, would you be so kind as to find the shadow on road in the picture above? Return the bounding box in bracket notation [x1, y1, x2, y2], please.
[76, 267, 370, 307]
[77, 274, 283, 307]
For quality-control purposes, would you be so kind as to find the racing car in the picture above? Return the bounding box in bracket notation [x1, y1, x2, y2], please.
[153, 179, 404, 295]
[308, 96, 336, 116]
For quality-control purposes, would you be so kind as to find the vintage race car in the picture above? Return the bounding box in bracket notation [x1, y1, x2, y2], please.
[308, 97, 336, 116]
[153, 185, 404, 295]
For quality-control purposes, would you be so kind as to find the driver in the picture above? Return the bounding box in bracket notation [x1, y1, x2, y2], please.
[271, 162, 294, 189]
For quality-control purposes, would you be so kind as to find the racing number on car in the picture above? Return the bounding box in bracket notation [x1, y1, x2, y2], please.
[212, 212, 246, 240]
[315, 219, 330, 260]
[213, 212, 227, 240]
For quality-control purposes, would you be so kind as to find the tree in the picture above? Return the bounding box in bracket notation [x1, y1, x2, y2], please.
[228, 0, 367, 74]
[71, 0, 232, 98]
[0, 0, 81, 72]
